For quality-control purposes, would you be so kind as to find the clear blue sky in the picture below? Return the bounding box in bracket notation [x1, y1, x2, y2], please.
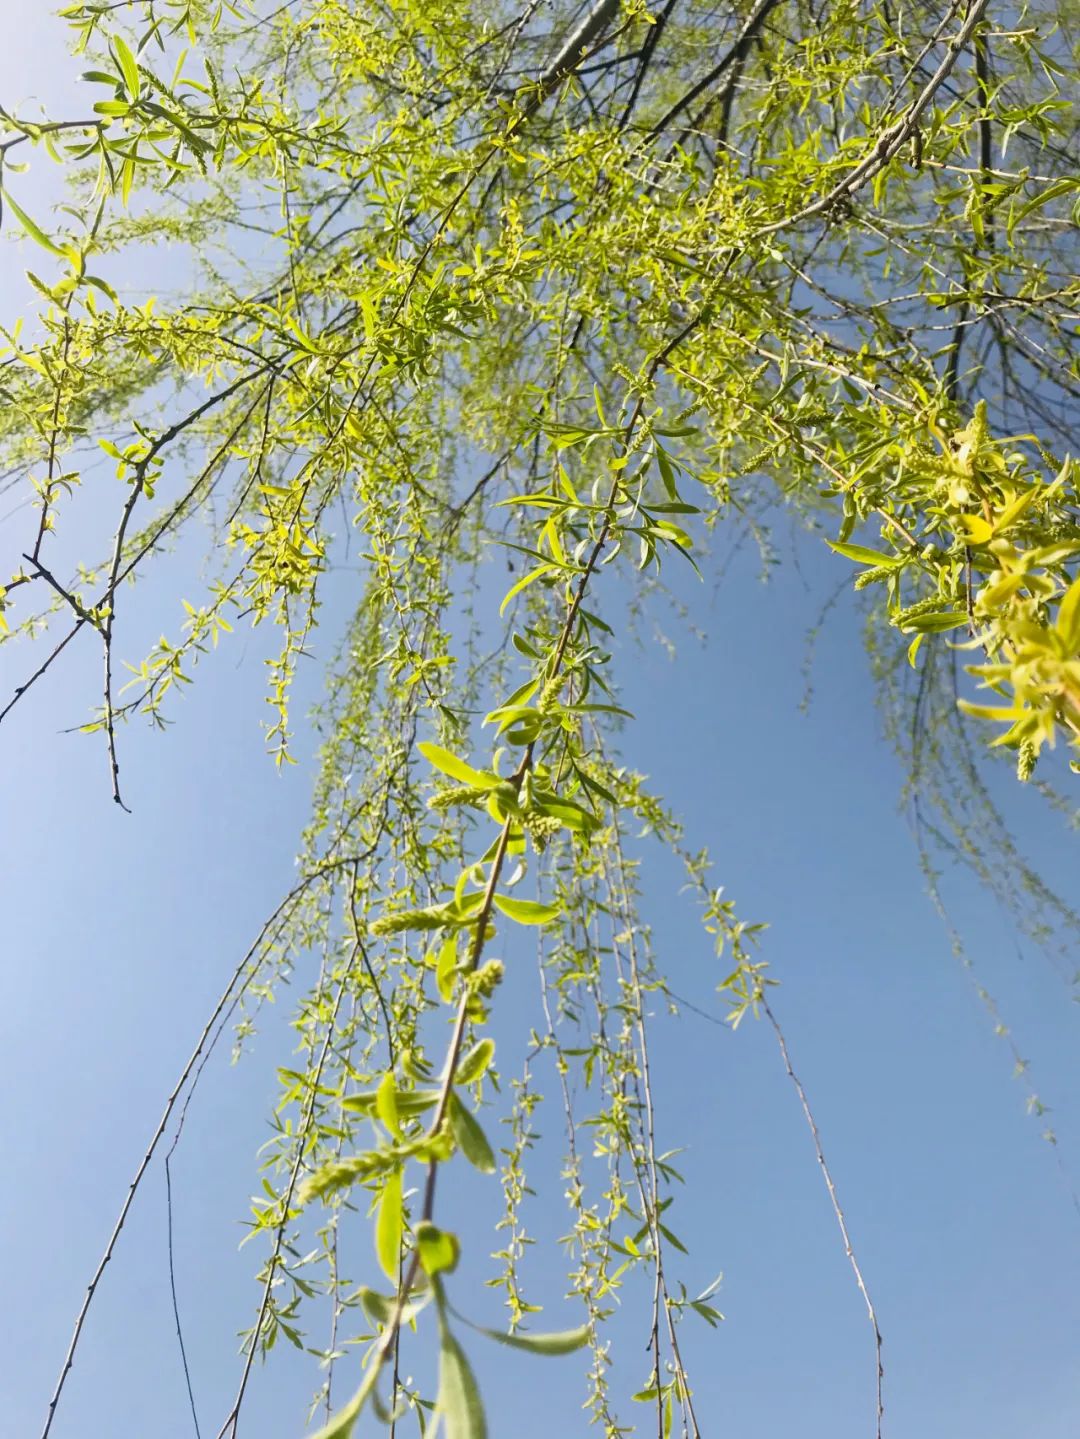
[2, 11, 1078, 1439]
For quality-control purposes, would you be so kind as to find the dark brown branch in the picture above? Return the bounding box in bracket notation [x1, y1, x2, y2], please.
[647, 0, 782, 140]
[769, 0, 991, 234]
[945, 29, 995, 404]
[618, 0, 679, 131]
[0, 619, 85, 727]
[98, 370, 262, 809]
[20, 554, 99, 629]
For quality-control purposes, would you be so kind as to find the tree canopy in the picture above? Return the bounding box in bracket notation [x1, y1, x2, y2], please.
[2, 2, 1078, 1436]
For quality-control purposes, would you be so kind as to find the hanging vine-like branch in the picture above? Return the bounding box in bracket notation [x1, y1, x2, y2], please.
[2, 1, 1077, 1435]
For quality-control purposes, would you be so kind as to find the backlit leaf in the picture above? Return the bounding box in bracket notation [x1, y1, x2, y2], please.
[375, 1168, 402, 1282]
[492, 895, 561, 925]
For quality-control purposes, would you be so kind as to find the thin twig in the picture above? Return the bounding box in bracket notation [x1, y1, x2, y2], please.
[98, 370, 261, 809]
[764, 0, 990, 235]
[761, 997, 885, 1439]
[38, 877, 324, 1439]
[216, 968, 349, 1439]
[165, 1149, 204, 1439]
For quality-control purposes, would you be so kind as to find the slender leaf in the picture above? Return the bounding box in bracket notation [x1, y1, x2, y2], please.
[449, 1093, 496, 1173]
[375, 1167, 403, 1282]
[3, 189, 64, 256]
[418, 741, 496, 788]
[492, 894, 561, 925]
[437, 1315, 488, 1439]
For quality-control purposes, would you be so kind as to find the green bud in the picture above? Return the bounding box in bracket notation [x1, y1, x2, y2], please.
[471, 958, 505, 997]
[538, 675, 566, 713]
[893, 593, 953, 626]
[854, 563, 895, 590]
[428, 784, 490, 811]
[1017, 739, 1037, 783]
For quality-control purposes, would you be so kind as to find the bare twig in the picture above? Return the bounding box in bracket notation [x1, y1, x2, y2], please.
[98, 371, 261, 809]
[761, 997, 885, 1439]
[216, 970, 349, 1439]
[165, 1149, 204, 1439]
[38, 876, 326, 1439]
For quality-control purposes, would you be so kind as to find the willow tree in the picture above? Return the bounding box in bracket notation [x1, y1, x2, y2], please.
[3, 0, 1078, 1435]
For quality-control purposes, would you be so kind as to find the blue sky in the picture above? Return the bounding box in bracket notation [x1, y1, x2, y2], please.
[2, 10, 1079, 1439]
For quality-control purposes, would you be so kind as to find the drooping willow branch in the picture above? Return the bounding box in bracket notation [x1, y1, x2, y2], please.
[3, 3, 1077, 1436]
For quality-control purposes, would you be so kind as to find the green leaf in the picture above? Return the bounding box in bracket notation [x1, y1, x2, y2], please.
[84, 274, 118, 303]
[900, 610, 968, 634]
[500, 562, 554, 616]
[418, 741, 496, 788]
[416, 1221, 460, 1276]
[953, 513, 994, 546]
[455, 1038, 495, 1085]
[358, 1286, 429, 1330]
[689, 1300, 725, 1327]
[449, 1093, 496, 1173]
[460, 1315, 590, 1356]
[437, 1315, 488, 1439]
[375, 1071, 401, 1138]
[436, 936, 459, 1003]
[533, 794, 599, 833]
[375, 1167, 403, 1282]
[1011, 176, 1078, 228]
[306, 1362, 382, 1439]
[957, 699, 1027, 723]
[656, 446, 679, 501]
[3, 189, 64, 256]
[1056, 573, 1080, 651]
[827, 539, 903, 567]
[658, 1221, 688, 1255]
[342, 1088, 438, 1118]
[358, 1286, 392, 1326]
[492, 895, 561, 926]
[112, 35, 141, 99]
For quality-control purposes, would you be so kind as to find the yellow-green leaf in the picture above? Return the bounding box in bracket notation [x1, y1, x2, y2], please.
[492, 894, 560, 925]
[3, 188, 63, 256]
[418, 741, 496, 788]
[416, 1220, 460, 1276]
[375, 1168, 402, 1282]
[437, 1317, 488, 1439]
[827, 539, 904, 567]
[449, 1093, 495, 1173]
[454, 1038, 495, 1085]
[500, 562, 554, 616]
[112, 35, 141, 100]
[954, 513, 994, 546]
[993, 487, 1037, 534]
[375, 1071, 401, 1138]
[436, 936, 459, 1003]
[1056, 573, 1080, 651]
[958, 699, 1027, 723]
[463, 1318, 589, 1356]
[306, 1363, 382, 1439]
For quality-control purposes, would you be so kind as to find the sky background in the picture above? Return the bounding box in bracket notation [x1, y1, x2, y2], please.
[2, 8, 1078, 1439]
